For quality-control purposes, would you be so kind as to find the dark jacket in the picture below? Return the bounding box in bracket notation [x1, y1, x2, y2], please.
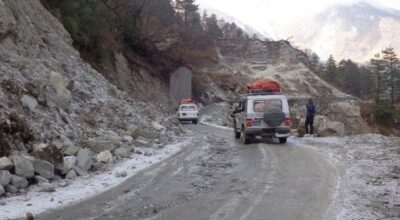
[306, 101, 316, 117]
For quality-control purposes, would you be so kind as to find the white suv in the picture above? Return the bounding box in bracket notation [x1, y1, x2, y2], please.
[178, 104, 199, 124]
[232, 93, 291, 144]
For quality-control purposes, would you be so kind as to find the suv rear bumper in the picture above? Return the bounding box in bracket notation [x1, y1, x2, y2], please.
[178, 117, 198, 121]
[246, 127, 290, 138]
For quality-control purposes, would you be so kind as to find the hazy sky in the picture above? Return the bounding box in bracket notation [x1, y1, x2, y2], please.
[197, 0, 400, 29]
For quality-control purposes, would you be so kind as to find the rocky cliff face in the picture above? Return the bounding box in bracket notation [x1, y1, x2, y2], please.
[0, 0, 179, 194]
[193, 38, 369, 135]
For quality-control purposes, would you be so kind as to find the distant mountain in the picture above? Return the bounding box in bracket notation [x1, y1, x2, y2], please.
[199, 5, 270, 40]
[266, 2, 400, 62]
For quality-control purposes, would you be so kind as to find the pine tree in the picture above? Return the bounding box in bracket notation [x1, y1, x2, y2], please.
[369, 53, 386, 104]
[381, 47, 399, 106]
[325, 55, 337, 82]
[176, 0, 199, 27]
[205, 14, 222, 38]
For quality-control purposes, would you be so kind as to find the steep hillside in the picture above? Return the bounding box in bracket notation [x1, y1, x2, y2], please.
[0, 0, 180, 191]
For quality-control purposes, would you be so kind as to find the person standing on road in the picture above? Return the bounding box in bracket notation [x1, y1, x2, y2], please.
[305, 98, 316, 136]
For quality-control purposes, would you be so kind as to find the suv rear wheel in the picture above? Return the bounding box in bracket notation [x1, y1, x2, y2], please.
[279, 138, 287, 144]
[241, 127, 252, 144]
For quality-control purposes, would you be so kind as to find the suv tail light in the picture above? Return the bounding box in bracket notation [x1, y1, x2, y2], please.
[285, 117, 291, 127]
[246, 119, 253, 127]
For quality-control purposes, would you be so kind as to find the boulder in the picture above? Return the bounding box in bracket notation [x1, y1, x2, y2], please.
[40, 183, 55, 192]
[63, 145, 80, 156]
[32, 143, 64, 170]
[48, 71, 71, 111]
[96, 150, 113, 163]
[83, 138, 117, 154]
[0, 170, 11, 186]
[33, 159, 54, 179]
[0, 157, 13, 170]
[151, 121, 165, 131]
[0, 185, 5, 196]
[113, 147, 129, 158]
[127, 124, 142, 139]
[123, 136, 133, 143]
[73, 166, 87, 176]
[314, 116, 346, 137]
[34, 175, 49, 184]
[10, 175, 28, 189]
[13, 156, 34, 178]
[76, 149, 93, 171]
[63, 156, 77, 171]
[297, 118, 306, 137]
[65, 169, 77, 179]
[20, 95, 38, 111]
[4, 184, 18, 194]
[134, 137, 152, 148]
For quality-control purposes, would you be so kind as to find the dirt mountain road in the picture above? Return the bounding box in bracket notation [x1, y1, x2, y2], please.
[36, 120, 336, 220]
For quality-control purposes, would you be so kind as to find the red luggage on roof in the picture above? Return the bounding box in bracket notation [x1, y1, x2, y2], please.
[246, 79, 281, 92]
[181, 98, 194, 104]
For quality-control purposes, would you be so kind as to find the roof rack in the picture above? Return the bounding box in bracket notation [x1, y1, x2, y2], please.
[248, 89, 283, 96]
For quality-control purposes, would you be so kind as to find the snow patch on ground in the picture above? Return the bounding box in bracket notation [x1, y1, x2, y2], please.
[0, 140, 191, 220]
[291, 135, 400, 220]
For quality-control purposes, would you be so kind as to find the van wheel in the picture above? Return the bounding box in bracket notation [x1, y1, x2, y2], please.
[279, 138, 287, 144]
[241, 129, 252, 145]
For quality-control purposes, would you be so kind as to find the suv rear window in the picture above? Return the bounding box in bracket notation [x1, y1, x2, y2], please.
[181, 105, 196, 111]
[253, 100, 282, 112]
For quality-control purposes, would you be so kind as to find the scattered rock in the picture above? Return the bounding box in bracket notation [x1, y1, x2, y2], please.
[76, 148, 93, 171]
[73, 166, 87, 176]
[127, 124, 142, 139]
[0, 170, 11, 186]
[63, 156, 77, 171]
[63, 145, 79, 156]
[120, 171, 127, 177]
[58, 180, 68, 187]
[20, 95, 38, 111]
[13, 156, 35, 178]
[151, 121, 165, 131]
[113, 147, 129, 158]
[65, 169, 77, 179]
[48, 71, 71, 111]
[32, 143, 64, 170]
[10, 175, 28, 189]
[123, 136, 133, 143]
[33, 159, 54, 179]
[135, 137, 151, 148]
[0, 157, 13, 170]
[40, 183, 55, 192]
[83, 138, 117, 154]
[0, 185, 5, 196]
[5, 184, 18, 194]
[115, 171, 127, 178]
[97, 150, 113, 163]
[144, 151, 152, 157]
[135, 149, 143, 155]
[34, 175, 49, 184]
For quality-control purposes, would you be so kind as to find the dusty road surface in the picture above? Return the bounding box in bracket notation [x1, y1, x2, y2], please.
[36, 123, 336, 220]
